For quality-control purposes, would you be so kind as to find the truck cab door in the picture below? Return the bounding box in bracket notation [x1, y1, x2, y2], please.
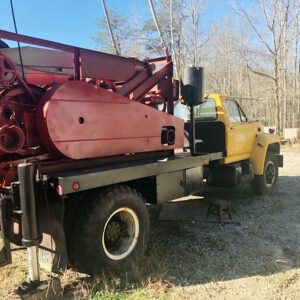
[225, 99, 253, 162]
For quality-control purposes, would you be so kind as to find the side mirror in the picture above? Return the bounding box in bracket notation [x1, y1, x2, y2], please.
[181, 67, 204, 106]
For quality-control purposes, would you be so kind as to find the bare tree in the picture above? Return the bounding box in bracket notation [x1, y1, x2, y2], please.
[91, 0, 299, 127]
[234, 0, 292, 129]
[292, 0, 300, 127]
[184, 0, 209, 66]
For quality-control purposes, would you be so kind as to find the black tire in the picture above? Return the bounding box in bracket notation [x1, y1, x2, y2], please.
[68, 185, 149, 274]
[251, 151, 278, 195]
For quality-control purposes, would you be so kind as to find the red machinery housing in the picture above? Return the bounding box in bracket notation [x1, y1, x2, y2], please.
[0, 30, 183, 187]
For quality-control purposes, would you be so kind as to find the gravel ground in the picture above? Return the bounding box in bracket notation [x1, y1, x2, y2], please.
[0, 151, 299, 299]
[150, 151, 300, 299]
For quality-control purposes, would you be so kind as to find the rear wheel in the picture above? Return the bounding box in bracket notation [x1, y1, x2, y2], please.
[68, 185, 149, 274]
[251, 151, 278, 195]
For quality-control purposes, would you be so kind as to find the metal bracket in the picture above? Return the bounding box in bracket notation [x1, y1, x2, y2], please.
[256, 134, 264, 147]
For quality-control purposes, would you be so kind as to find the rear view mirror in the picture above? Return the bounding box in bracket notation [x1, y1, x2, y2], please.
[181, 67, 204, 106]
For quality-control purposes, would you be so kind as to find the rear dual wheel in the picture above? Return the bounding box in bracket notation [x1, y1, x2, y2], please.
[69, 185, 149, 274]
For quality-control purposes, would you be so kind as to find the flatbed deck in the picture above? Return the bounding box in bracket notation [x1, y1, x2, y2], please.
[45, 151, 224, 195]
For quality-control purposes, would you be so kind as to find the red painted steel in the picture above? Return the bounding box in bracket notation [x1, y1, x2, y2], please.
[0, 30, 146, 82]
[0, 125, 25, 153]
[0, 31, 183, 187]
[0, 54, 17, 87]
[37, 81, 183, 159]
[80, 49, 146, 82]
[117, 68, 152, 97]
[133, 61, 172, 101]
[26, 69, 71, 86]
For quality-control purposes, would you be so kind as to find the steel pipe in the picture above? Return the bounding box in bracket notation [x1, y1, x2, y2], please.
[27, 246, 40, 282]
[18, 162, 41, 282]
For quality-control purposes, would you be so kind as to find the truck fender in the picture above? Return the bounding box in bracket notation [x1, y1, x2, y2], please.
[250, 133, 281, 175]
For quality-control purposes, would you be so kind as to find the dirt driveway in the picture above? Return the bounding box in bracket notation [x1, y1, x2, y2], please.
[0, 151, 299, 299]
[156, 151, 300, 299]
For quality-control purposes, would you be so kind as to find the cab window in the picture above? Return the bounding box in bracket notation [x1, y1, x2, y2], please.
[195, 98, 217, 120]
[226, 99, 247, 123]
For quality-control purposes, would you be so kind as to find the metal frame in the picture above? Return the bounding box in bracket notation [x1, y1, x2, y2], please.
[0, 30, 174, 114]
[0, 150, 224, 289]
[190, 105, 196, 155]
[45, 152, 224, 195]
[0, 30, 145, 82]
[18, 163, 41, 282]
[0, 30, 219, 289]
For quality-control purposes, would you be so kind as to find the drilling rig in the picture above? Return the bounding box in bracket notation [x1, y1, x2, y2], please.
[0, 29, 282, 296]
[0, 29, 210, 282]
[0, 30, 184, 186]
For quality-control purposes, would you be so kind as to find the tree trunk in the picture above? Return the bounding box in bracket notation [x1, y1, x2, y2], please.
[274, 58, 280, 129]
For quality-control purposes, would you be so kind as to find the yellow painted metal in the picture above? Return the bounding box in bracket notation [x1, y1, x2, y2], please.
[249, 133, 281, 174]
[204, 94, 281, 175]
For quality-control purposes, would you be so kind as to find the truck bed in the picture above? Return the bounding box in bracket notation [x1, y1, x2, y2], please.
[44, 152, 224, 196]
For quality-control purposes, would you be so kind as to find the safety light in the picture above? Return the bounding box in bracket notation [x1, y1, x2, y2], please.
[56, 185, 63, 195]
[72, 182, 80, 191]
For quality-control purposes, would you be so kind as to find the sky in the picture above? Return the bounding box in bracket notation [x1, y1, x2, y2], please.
[1, 1, 157, 49]
[0, 0, 229, 50]
[0, 0, 251, 119]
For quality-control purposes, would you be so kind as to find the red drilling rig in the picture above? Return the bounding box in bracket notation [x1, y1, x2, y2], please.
[0, 0, 285, 294]
[0, 27, 283, 297]
[0, 29, 218, 295]
[0, 30, 184, 188]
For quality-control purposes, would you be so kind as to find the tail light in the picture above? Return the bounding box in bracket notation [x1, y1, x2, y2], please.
[269, 128, 275, 134]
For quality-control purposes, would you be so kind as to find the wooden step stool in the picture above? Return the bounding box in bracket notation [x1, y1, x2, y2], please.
[206, 199, 232, 223]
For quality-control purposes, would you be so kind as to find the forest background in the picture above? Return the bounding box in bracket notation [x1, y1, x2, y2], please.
[93, 0, 300, 129]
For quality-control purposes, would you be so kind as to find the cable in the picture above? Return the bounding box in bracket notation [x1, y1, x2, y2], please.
[101, 0, 120, 56]
[10, 0, 25, 80]
[148, 0, 167, 51]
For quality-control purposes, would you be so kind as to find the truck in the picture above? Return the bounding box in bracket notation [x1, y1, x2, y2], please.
[0, 30, 282, 290]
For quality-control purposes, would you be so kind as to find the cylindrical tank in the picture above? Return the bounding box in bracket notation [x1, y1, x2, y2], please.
[181, 67, 204, 106]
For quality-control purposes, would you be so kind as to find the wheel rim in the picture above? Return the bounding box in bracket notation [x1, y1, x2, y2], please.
[265, 160, 276, 187]
[102, 207, 139, 261]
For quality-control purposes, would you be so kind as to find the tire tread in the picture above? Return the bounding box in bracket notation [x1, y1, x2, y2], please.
[68, 185, 149, 274]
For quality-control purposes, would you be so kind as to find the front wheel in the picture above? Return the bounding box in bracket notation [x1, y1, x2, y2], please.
[69, 185, 149, 274]
[251, 151, 278, 195]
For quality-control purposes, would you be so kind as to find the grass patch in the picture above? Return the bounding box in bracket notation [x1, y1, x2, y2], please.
[1, 217, 174, 299]
[60, 228, 174, 299]
[84, 251, 172, 299]
[0, 251, 28, 299]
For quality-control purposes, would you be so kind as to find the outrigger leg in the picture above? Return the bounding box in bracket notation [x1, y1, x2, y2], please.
[18, 163, 41, 283]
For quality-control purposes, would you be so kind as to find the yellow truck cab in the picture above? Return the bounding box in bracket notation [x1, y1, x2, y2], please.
[189, 94, 283, 194]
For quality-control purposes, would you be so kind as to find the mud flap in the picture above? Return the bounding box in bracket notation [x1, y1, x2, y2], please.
[38, 191, 68, 273]
[276, 154, 283, 168]
[0, 197, 12, 267]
